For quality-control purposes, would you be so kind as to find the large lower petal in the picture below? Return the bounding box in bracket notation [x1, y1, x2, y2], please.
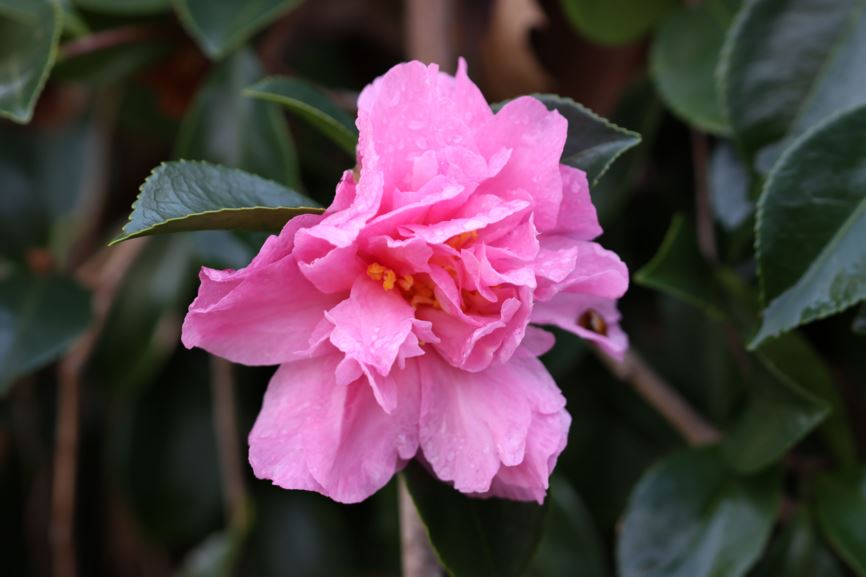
[418, 349, 567, 496]
[249, 351, 420, 504]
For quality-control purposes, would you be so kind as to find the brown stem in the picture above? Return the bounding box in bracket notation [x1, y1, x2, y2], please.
[691, 130, 717, 262]
[51, 239, 147, 577]
[596, 349, 721, 446]
[399, 478, 442, 577]
[210, 357, 249, 531]
[59, 26, 162, 61]
[405, 0, 455, 70]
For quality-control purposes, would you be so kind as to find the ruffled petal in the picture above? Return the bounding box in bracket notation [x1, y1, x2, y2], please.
[475, 96, 567, 231]
[326, 276, 420, 412]
[418, 349, 566, 495]
[181, 215, 341, 365]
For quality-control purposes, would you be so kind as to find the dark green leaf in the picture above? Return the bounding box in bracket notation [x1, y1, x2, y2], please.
[638, 218, 858, 468]
[0, 272, 91, 394]
[617, 447, 781, 577]
[755, 333, 857, 469]
[54, 41, 169, 87]
[635, 215, 728, 318]
[526, 478, 608, 577]
[112, 161, 322, 244]
[176, 49, 300, 188]
[175, 0, 303, 59]
[720, 0, 866, 171]
[558, 0, 677, 45]
[752, 104, 866, 346]
[751, 509, 846, 577]
[651, 0, 741, 134]
[814, 468, 866, 576]
[0, 117, 96, 261]
[402, 462, 547, 577]
[116, 351, 222, 544]
[709, 141, 753, 230]
[721, 362, 828, 473]
[73, 0, 170, 13]
[0, 0, 62, 123]
[531, 94, 642, 185]
[244, 76, 358, 156]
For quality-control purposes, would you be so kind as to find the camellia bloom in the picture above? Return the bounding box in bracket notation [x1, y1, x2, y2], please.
[182, 60, 628, 504]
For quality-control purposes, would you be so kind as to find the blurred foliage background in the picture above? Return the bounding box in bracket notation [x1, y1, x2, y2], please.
[1, 0, 865, 576]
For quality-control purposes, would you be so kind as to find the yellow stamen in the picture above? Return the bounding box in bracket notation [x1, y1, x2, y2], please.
[397, 274, 414, 291]
[367, 262, 387, 281]
[382, 269, 397, 291]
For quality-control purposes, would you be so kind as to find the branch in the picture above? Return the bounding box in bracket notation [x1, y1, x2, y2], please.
[405, 0, 455, 69]
[59, 26, 162, 61]
[399, 478, 442, 577]
[51, 239, 148, 577]
[210, 357, 249, 531]
[596, 348, 722, 446]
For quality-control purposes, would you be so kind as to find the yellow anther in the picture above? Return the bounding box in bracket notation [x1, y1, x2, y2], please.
[382, 269, 397, 291]
[367, 262, 387, 281]
[398, 274, 414, 291]
[446, 230, 478, 250]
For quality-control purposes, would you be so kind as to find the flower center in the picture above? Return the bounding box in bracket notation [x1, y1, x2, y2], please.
[367, 262, 441, 309]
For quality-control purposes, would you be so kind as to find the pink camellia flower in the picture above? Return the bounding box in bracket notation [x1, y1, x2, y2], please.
[182, 60, 628, 504]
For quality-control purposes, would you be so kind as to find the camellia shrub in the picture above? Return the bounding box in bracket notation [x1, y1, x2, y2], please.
[1, 1, 865, 576]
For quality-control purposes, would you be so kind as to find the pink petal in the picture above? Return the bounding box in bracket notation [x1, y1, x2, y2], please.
[418, 349, 567, 495]
[532, 293, 628, 360]
[486, 410, 571, 504]
[535, 238, 629, 302]
[249, 351, 420, 504]
[325, 276, 420, 412]
[475, 96, 567, 231]
[553, 165, 602, 239]
[181, 216, 341, 365]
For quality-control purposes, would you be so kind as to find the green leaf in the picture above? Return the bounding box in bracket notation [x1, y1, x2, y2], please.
[72, 0, 170, 13]
[709, 141, 753, 230]
[531, 94, 642, 185]
[752, 104, 866, 346]
[755, 332, 858, 469]
[0, 116, 96, 262]
[617, 447, 781, 577]
[635, 215, 728, 318]
[814, 468, 866, 576]
[0, 272, 91, 394]
[402, 462, 547, 577]
[176, 49, 300, 188]
[751, 508, 846, 577]
[638, 217, 858, 469]
[719, 0, 866, 171]
[0, 0, 62, 123]
[651, 0, 741, 134]
[558, 0, 677, 45]
[174, 0, 303, 59]
[244, 76, 358, 157]
[54, 41, 169, 87]
[526, 478, 608, 577]
[112, 161, 322, 244]
[720, 361, 829, 473]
